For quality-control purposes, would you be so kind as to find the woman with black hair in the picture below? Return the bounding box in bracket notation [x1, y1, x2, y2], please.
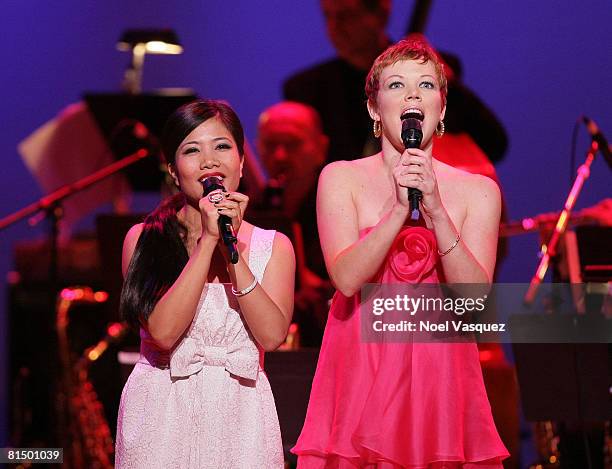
[115, 100, 294, 468]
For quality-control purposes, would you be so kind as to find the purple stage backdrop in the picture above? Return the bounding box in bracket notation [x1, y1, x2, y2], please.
[1, 0, 610, 450]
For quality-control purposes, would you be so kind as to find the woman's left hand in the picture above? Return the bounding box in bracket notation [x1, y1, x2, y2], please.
[397, 148, 444, 219]
[213, 191, 249, 234]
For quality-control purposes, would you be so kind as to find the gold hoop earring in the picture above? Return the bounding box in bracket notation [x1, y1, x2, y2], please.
[373, 120, 382, 138]
[435, 120, 445, 137]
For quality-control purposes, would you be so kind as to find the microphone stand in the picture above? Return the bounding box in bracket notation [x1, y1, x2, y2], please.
[0, 148, 150, 281]
[523, 140, 601, 305]
[1, 147, 150, 452]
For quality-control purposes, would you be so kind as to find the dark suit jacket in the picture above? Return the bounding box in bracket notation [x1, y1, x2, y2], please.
[284, 58, 376, 162]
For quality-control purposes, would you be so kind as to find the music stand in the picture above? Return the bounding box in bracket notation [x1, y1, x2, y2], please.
[84, 92, 196, 191]
[511, 333, 611, 422]
[511, 226, 611, 467]
[575, 225, 612, 282]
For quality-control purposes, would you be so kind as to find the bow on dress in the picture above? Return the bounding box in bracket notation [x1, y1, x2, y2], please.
[169, 336, 260, 381]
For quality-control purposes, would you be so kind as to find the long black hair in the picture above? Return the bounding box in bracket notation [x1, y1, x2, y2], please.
[120, 99, 245, 328]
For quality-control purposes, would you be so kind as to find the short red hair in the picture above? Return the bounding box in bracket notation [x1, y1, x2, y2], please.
[365, 35, 448, 107]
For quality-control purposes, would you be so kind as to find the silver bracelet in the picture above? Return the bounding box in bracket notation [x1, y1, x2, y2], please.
[438, 232, 461, 257]
[231, 277, 258, 297]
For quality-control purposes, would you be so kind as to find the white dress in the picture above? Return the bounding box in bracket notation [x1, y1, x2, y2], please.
[115, 227, 284, 469]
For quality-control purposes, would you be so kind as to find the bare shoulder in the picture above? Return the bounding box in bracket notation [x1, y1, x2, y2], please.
[246, 221, 294, 258]
[272, 229, 294, 256]
[464, 172, 501, 204]
[264, 229, 296, 281]
[319, 159, 357, 183]
[461, 172, 501, 219]
[319, 155, 378, 189]
[124, 223, 144, 249]
[436, 160, 500, 201]
[122, 223, 144, 276]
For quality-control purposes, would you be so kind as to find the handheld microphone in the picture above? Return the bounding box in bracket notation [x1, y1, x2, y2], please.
[201, 176, 239, 264]
[582, 115, 612, 168]
[401, 117, 423, 220]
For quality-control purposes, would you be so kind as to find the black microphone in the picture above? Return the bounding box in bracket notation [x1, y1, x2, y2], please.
[582, 115, 612, 168]
[201, 176, 239, 264]
[401, 117, 423, 221]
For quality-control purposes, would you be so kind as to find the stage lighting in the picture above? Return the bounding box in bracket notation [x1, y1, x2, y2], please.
[117, 29, 183, 94]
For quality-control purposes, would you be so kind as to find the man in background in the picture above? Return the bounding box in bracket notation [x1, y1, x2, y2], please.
[284, 0, 392, 162]
[251, 101, 332, 346]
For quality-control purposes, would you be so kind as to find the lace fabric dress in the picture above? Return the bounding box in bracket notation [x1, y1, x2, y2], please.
[115, 227, 284, 469]
[292, 226, 509, 468]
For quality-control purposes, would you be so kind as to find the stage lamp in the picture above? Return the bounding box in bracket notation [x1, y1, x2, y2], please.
[117, 29, 183, 94]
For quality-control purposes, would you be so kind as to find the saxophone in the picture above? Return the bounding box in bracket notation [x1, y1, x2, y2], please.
[530, 421, 561, 468]
[56, 286, 127, 469]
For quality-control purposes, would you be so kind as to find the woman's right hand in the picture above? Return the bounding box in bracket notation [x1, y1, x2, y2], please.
[392, 150, 413, 209]
[393, 148, 444, 218]
[198, 190, 222, 240]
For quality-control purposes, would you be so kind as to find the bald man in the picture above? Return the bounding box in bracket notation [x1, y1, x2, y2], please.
[252, 102, 332, 346]
[257, 101, 328, 219]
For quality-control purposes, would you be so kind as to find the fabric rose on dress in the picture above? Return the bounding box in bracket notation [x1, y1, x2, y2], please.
[386, 226, 437, 283]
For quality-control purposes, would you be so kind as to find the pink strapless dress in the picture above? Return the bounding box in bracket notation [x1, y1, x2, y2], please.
[292, 226, 509, 468]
